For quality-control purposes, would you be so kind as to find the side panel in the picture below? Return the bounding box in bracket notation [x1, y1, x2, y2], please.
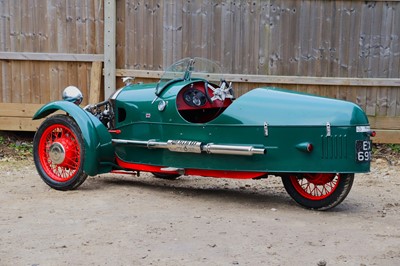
[114, 123, 371, 173]
[33, 101, 114, 175]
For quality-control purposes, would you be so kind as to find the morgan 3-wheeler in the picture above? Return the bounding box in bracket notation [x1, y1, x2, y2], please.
[33, 58, 374, 210]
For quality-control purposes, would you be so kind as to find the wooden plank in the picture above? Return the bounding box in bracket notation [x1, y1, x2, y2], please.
[0, 117, 42, 131]
[319, 0, 333, 77]
[94, 0, 104, 54]
[115, 0, 125, 68]
[368, 116, 400, 130]
[66, 0, 77, 54]
[211, 1, 222, 67]
[0, 61, 3, 102]
[48, 62, 59, 102]
[21, 1, 33, 104]
[329, 0, 340, 77]
[57, 0, 68, 52]
[373, 130, 400, 144]
[1, 60, 12, 103]
[85, 0, 95, 54]
[260, 0, 271, 75]
[338, 0, 350, 77]
[0, 103, 43, 117]
[67, 61, 78, 89]
[0, 52, 104, 62]
[298, 0, 312, 76]
[153, 0, 163, 70]
[114, 69, 400, 87]
[76, 62, 89, 105]
[313, 1, 324, 77]
[77, 0, 88, 54]
[89, 61, 102, 103]
[280, 0, 297, 76]
[375, 3, 388, 116]
[58, 62, 68, 99]
[348, 1, 362, 78]
[268, 0, 281, 75]
[0, 0, 7, 51]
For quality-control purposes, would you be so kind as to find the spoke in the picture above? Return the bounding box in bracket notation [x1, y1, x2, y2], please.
[294, 174, 340, 199]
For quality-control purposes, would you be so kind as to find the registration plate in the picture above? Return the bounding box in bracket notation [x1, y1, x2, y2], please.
[355, 140, 372, 162]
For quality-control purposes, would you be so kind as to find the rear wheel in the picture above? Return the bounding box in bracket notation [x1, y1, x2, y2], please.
[281, 173, 354, 210]
[33, 115, 88, 190]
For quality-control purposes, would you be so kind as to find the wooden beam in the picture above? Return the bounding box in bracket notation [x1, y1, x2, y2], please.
[0, 117, 41, 131]
[104, 0, 116, 99]
[89, 61, 103, 104]
[0, 52, 104, 62]
[368, 116, 400, 130]
[0, 103, 43, 117]
[115, 69, 400, 87]
[373, 130, 400, 144]
[116, 69, 163, 79]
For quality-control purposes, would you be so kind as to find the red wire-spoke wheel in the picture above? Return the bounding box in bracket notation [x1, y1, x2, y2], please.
[281, 173, 354, 211]
[33, 115, 88, 190]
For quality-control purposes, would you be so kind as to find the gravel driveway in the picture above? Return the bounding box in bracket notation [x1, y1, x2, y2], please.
[0, 158, 399, 265]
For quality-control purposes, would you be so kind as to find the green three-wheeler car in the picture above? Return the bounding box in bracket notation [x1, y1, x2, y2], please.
[32, 58, 374, 210]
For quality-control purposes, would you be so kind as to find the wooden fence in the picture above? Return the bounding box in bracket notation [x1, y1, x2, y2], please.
[0, 0, 400, 143]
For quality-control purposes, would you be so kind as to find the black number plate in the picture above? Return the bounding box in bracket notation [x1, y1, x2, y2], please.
[355, 140, 372, 162]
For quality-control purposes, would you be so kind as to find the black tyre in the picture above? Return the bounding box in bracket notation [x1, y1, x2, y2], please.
[33, 114, 88, 190]
[281, 173, 354, 211]
[152, 172, 181, 180]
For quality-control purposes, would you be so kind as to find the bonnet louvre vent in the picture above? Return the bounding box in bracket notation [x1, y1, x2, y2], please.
[321, 135, 347, 159]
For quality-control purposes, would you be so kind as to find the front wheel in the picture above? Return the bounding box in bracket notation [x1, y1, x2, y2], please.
[281, 173, 354, 211]
[33, 114, 88, 190]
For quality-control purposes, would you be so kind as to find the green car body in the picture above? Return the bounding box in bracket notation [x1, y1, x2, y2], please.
[33, 80, 371, 176]
[32, 57, 373, 210]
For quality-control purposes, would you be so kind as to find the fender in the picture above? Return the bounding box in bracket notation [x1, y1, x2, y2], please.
[33, 101, 114, 176]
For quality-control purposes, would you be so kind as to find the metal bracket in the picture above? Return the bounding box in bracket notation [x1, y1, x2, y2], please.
[326, 122, 331, 137]
[264, 122, 269, 137]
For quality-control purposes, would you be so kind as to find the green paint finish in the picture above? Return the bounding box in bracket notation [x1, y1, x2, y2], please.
[212, 87, 369, 126]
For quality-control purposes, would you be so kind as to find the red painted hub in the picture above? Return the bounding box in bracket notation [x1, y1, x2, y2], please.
[38, 124, 81, 182]
[290, 173, 340, 200]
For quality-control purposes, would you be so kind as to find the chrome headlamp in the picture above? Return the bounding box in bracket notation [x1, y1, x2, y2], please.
[62, 86, 83, 105]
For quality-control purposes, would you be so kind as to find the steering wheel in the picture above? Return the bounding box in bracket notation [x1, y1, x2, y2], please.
[205, 80, 235, 103]
[183, 89, 207, 107]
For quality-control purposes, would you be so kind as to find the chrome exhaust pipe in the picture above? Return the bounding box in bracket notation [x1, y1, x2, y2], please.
[113, 139, 266, 156]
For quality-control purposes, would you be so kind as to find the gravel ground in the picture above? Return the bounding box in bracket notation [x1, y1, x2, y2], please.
[0, 157, 399, 266]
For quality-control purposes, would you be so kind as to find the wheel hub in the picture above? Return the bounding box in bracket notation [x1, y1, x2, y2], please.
[49, 142, 66, 164]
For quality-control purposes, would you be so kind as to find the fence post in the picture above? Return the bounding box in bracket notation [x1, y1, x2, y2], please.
[104, 0, 116, 99]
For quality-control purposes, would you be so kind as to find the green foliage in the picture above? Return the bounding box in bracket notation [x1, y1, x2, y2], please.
[388, 144, 400, 154]
[10, 142, 33, 156]
[0, 132, 33, 159]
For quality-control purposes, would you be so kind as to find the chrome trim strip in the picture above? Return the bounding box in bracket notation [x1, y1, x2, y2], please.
[356, 126, 371, 133]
